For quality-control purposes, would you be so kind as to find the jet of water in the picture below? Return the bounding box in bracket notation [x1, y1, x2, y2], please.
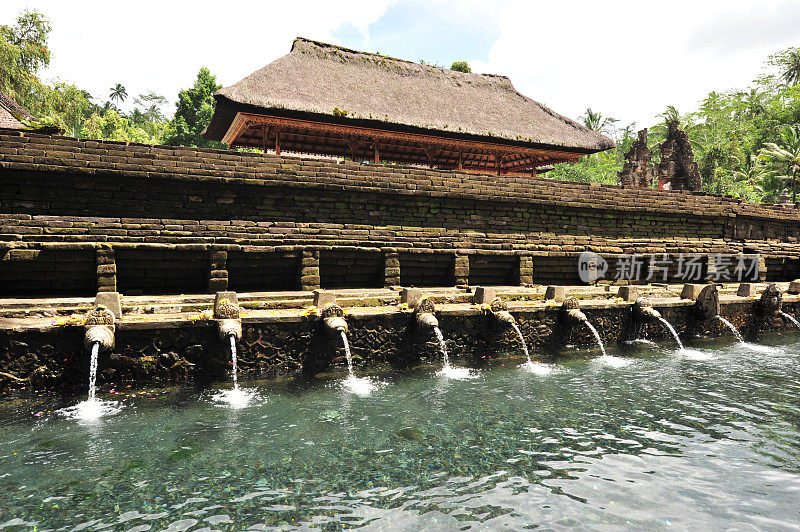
[717, 316, 744, 343]
[229, 335, 239, 390]
[340, 330, 354, 377]
[433, 326, 450, 369]
[88, 341, 100, 401]
[580, 318, 607, 357]
[656, 316, 684, 350]
[780, 311, 800, 331]
[433, 326, 476, 379]
[511, 322, 531, 364]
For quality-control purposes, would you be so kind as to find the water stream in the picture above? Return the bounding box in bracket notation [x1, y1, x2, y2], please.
[780, 311, 800, 330]
[341, 330, 354, 377]
[434, 326, 476, 379]
[56, 342, 121, 421]
[88, 341, 99, 400]
[511, 322, 531, 364]
[433, 326, 449, 368]
[717, 316, 745, 343]
[657, 316, 684, 350]
[230, 335, 239, 391]
[340, 330, 377, 395]
[579, 317, 629, 367]
[209, 335, 256, 408]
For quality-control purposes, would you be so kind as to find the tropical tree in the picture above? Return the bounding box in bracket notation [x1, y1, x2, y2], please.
[109, 83, 128, 104]
[581, 107, 608, 132]
[0, 9, 51, 112]
[777, 47, 800, 87]
[758, 126, 800, 202]
[163, 67, 223, 148]
[450, 61, 471, 73]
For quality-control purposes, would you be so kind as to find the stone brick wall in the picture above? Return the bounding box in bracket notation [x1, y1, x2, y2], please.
[2, 129, 800, 295]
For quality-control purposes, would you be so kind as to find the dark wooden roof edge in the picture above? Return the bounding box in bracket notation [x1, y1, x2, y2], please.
[205, 97, 604, 156]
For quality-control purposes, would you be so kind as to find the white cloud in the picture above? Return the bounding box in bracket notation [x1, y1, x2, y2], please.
[470, 0, 800, 129]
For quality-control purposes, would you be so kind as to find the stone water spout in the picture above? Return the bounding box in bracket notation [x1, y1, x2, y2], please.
[561, 296, 587, 324]
[489, 298, 516, 326]
[214, 291, 242, 342]
[473, 287, 514, 327]
[83, 304, 116, 354]
[321, 303, 348, 333]
[693, 284, 720, 321]
[759, 283, 783, 319]
[414, 296, 439, 330]
[633, 297, 661, 322]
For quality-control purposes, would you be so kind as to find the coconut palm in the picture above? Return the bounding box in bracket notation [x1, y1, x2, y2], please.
[779, 47, 800, 87]
[758, 126, 800, 202]
[109, 83, 127, 104]
[581, 107, 608, 132]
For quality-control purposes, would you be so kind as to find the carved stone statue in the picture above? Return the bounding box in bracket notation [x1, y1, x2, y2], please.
[618, 129, 654, 187]
[657, 121, 702, 191]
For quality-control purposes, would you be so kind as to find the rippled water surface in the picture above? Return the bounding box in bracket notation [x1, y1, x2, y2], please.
[3, 334, 800, 530]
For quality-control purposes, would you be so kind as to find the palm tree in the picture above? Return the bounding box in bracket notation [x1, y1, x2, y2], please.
[779, 47, 800, 87]
[581, 107, 609, 132]
[758, 126, 800, 202]
[109, 83, 128, 104]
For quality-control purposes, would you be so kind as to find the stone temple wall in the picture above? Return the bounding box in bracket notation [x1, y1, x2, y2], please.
[2, 129, 800, 295]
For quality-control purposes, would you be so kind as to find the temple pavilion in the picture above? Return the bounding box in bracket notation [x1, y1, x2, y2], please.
[204, 38, 613, 175]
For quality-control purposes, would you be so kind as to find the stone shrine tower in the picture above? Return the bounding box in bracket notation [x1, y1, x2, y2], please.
[656, 121, 702, 191]
[618, 128, 654, 188]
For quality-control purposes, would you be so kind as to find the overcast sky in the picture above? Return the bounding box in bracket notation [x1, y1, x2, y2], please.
[1, 0, 799, 130]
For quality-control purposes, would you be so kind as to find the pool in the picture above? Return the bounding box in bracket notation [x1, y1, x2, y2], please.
[2, 334, 800, 530]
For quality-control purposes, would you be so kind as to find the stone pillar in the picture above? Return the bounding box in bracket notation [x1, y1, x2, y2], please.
[96, 246, 117, 293]
[208, 249, 228, 293]
[383, 248, 400, 288]
[454, 253, 470, 286]
[519, 255, 534, 286]
[757, 255, 767, 282]
[300, 249, 321, 291]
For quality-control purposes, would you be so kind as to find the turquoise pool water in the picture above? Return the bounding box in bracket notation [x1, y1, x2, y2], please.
[2, 335, 800, 530]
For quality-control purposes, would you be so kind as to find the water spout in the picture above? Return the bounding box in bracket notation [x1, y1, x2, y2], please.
[433, 326, 450, 369]
[88, 341, 100, 401]
[229, 334, 239, 390]
[656, 316, 684, 350]
[333, 319, 377, 395]
[414, 296, 439, 330]
[633, 298, 661, 322]
[580, 319, 607, 357]
[717, 316, 744, 343]
[511, 322, 531, 364]
[780, 311, 800, 330]
[341, 330, 354, 377]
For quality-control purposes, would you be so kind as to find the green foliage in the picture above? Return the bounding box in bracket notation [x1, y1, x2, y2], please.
[551, 45, 800, 203]
[81, 110, 151, 143]
[758, 126, 800, 202]
[450, 61, 471, 73]
[0, 9, 52, 116]
[162, 67, 223, 148]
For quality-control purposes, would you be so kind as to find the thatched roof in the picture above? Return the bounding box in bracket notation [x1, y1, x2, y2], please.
[0, 89, 32, 130]
[204, 38, 614, 153]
